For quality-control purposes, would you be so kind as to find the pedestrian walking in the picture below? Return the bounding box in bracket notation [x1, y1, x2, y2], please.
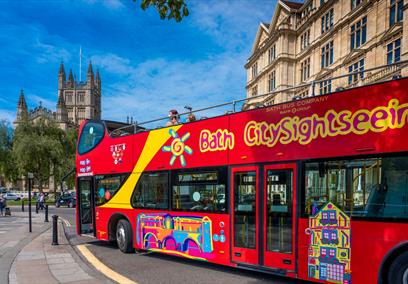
[39, 192, 45, 210]
[0, 194, 5, 216]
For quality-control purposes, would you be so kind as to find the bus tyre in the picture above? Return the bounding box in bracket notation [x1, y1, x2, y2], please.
[388, 251, 408, 284]
[116, 219, 133, 253]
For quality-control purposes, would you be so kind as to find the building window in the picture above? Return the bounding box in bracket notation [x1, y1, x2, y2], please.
[320, 0, 329, 6]
[300, 29, 311, 50]
[350, 16, 367, 49]
[321, 8, 334, 34]
[351, 0, 362, 9]
[301, 3, 313, 18]
[78, 92, 85, 103]
[252, 85, 258, 97]
[301, 58, 311, 82]
[67, 110, 72, 120]
[268, 45, 276, 64]
[252, 62, 258, 79]
[390, 0, 404, 26]
[131, 171, 169, 209]
[66, 93, 72, 103]
[78, 108, 85, 120]
[269, 71, 276, 92]
[321, 41, 334, 68]
[319, 79, 332, 95]
[387, 38, 401, 64]
[348, 59, 365, 85]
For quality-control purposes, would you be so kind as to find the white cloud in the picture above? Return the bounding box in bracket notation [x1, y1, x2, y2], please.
[34, 38, 72, 64]
[103, 0, 125, 9]
[189, 0, 274, 51]
[90, 53, 132, 75]
[0, 109, 15, 124]
[27, 94, 56, 111]
[81, 0, 125, 10]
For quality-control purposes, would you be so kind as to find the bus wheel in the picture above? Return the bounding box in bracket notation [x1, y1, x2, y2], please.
[116, 219, 133, 253]
[388, 251, 408, 284]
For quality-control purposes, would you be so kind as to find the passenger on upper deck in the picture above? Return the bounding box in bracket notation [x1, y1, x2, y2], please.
[166, 109, 180, 126]
[186, 113, 196, 123]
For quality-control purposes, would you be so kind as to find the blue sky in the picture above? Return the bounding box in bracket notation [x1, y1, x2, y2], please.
[0, 0, 279, 125]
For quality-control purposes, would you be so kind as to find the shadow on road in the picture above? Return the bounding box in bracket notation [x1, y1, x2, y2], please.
[87, 240, 310, 284]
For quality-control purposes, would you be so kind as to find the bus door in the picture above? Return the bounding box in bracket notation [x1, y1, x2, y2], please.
[231, 166, 259, 265]
[77, 177, 95, 235]
[263, 164, 296, 271]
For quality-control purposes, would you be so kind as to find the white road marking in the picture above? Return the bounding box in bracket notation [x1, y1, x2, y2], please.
[59, 217, 71, 227]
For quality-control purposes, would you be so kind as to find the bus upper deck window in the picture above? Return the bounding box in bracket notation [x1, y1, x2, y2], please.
[78, 122, 105, 155]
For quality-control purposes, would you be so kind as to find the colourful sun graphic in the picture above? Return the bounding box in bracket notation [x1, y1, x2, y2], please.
[162, 129, 193, 167]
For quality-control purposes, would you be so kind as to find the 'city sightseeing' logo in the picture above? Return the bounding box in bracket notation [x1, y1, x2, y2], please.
[244, 98, 408, 148]
[162, 129, 193, 167]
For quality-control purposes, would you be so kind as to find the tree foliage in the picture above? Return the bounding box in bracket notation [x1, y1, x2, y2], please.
[13, 118, 77, 192]
[0, 120, 18, 184]
[135, 0, 189, 22]
[54, 127, 77, 190]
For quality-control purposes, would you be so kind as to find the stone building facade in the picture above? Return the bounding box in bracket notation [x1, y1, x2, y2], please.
[245, 0, 407, 107]
[14, 62, 101, 129]
[58, 62, 101, 126]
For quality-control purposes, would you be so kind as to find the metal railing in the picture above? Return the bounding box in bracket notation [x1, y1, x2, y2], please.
[109, 60, 408, 134]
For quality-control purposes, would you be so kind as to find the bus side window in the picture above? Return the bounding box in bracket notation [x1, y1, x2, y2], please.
[171, 167, 228, 213]
[304, 155, 408, 219]
[131, 172, 169, 210]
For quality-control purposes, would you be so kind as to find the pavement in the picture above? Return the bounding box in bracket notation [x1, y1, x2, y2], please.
[0, 206, 113, 284]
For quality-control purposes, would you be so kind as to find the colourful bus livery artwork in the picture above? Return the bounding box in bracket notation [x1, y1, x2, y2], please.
[308, 203, 351, 284]
[136, 213, 214, 260]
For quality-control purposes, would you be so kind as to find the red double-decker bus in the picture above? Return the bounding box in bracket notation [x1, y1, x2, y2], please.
[76, 78, 408, 284]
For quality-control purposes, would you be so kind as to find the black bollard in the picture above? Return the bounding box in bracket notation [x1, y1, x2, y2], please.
[44, 205, 49, 222]
[36, 203, 39, 214]
[52, 215, 59, 245]
[21, 200, 24, 212]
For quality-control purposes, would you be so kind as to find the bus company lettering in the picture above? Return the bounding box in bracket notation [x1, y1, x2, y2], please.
[244, 99, 408, 148]
[200, 129, 235, 152]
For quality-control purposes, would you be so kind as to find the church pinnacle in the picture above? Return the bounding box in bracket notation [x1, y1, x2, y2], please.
[18, 89, 27, 110]
[56, 90, 68, 123]
[15, 89, 28, 125]
[87, 61, 94, 87]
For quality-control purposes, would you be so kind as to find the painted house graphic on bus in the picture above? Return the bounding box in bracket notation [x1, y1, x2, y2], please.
[136, 213, 213, 260]
[308, 203, 351, 284]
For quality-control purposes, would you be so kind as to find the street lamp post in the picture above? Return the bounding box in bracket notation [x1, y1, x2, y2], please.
[27, 172, 34, 233]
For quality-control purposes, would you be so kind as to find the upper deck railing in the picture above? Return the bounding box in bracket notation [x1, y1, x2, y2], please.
[108, 60, 408, 136]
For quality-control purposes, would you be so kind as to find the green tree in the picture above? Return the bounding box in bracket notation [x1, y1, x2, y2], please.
[53, 127, 77, 192]
[135, 0, 189, 22]
[0, 120, 18, 185]
[13, 118, 66, 192]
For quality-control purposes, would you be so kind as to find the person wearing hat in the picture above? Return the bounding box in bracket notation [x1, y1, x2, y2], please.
[166, 109, 180, 126]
